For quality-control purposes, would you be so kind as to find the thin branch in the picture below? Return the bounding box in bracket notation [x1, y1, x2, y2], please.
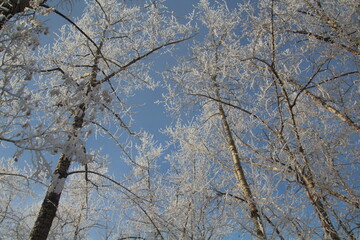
[292, 30, 360, 56]
[119, 237, 146, 240]
[188, 92, 277, 136]
[287, 78, 360, 133]
[97, 35, 194, 86]
[67, 170, 151, 203]
[90, 121, 134, 162]
[214, 189, 285, 240]
[101, 104, 134, 135]
[306, 71, 359, 89]
[250, 57, 360, 133]
[39, 67, 65, 74]
[41, 4, 99, 51]
[0, 172, 47, 186]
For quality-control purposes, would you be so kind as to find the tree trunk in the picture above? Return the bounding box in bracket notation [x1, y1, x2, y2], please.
[29, 104, 85, 240]
[0, 0, 35, 27]
[288, 78, 360, 133]
[213, 78, 266, 239]
[300, 173, 341, 240]
[29, 154, 71, 240]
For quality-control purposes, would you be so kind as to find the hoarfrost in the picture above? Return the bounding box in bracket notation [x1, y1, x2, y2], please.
[48, 173, 66, 194]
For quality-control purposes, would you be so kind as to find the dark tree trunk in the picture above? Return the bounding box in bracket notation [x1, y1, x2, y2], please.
[29, 104, 85, 240]
[29, 155, 71, 240]
[1, 0, 30, 27]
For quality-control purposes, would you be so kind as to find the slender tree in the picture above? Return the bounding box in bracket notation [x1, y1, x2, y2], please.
[164, 1, 268, 238]
[1, 0, 358, 239]
[1, 0, 192, 239]
[163, 0, 359, 238]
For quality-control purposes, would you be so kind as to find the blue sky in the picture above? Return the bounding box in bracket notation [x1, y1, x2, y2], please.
[2, 0, 241, 174]
[2, 0, 210, 167]
[29, 0, 202, 169]
[2, 1, 244, 238]
[2, 1, 358, 239]
[38, 0, 239, 144]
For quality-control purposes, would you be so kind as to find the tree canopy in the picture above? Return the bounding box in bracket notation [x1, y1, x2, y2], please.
[0, 0, 359, 239]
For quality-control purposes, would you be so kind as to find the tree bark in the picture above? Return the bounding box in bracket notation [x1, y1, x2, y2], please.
[272, 71, 341, 240]
[29, 154, 71, 240]
[29, 104, 85, 240]
[213, 78, 266, 239]
[288, 78, 360, 133]
[0, 0, 35, 27]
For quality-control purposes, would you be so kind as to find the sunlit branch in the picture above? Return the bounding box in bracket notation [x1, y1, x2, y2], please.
[68, 170, 165, 238]
[287, 78, 360, 133]
[40, 4, 99, 52]
[97, 35, 194, 86]
[90, 121, 134, 163]
[0, 172, 47, 186]
[292, 30, 359, 56]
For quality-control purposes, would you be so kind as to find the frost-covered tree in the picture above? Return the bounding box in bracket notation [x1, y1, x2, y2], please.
[163, 0, 359, 239]
[0, 158, 38, 239]
[115, 131, 233, 240]
[1, 0, 192, 239]
[0, 157, 118, 239]
[1, 0, 359, 239]
[0, 0, 76, 28]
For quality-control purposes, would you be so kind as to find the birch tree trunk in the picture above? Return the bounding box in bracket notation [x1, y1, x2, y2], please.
[265, 2, 342, 236]
[212, 77, 266, 239]
[29, 104, 85, 240]
[287, 78, 360, 133]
